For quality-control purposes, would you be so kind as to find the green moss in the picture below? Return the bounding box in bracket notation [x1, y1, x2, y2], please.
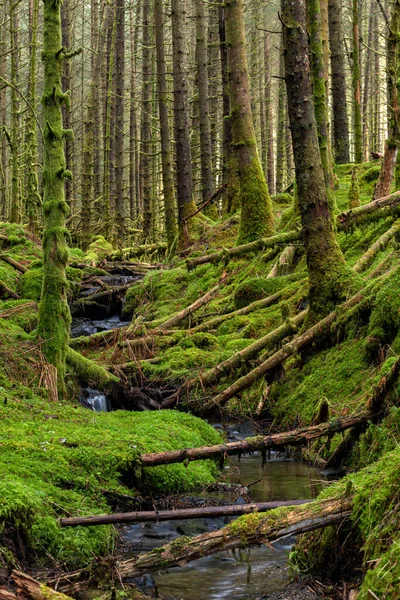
[21, 265, 82, 302]
[86, 236, 114, 264]
[365, 268, 400, 361]
[272, 193, 294, 205]
[359, 165, 381, 183]
[233, 276, 291, 310]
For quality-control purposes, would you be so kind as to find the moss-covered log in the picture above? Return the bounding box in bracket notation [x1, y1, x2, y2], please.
[0, 571, 75, 600]
[161, 310, 307, 408]
[337, 190, 400, 229]
[59, 499, 312, 527]
[66, 348, 119, 388]
[37, 0, 79, 393]
[353, 220, 400, 273]
[186, 230, 302, 270]
[118, 498, 352, 578]
[140, 412, 372, 467]
[201, 289, 365, 411]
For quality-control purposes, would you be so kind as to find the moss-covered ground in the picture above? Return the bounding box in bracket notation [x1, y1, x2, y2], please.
[0, 164, 399, 594]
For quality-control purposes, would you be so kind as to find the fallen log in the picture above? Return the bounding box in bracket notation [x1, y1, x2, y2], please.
[0, 280, 20, 299]
[59, 499, 312, 527]
[186, 230, 302, 270]
[0, 571, 75, 600]
[353, 220, 400, 273]
[161, 310, 307, 408]
[0, 254, 28, 273]
[118, 497, 352, 578]
[267, 245, 298, 278]
[155, 278, 224, 330]
[201, 289, 365, 412]
[187, 287, 292, 334]
[140, 411, 372, 467]
[337, 190, 400, 230]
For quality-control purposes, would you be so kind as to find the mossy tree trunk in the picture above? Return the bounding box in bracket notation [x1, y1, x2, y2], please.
[276, 38, 286, 194]
[308, 0, 334, 189]
[140, 0, 152, 241]
[352, 0, 363, 163]
[195, 0, 214, 208]
[61, 0, 73, 214]
[282, 0, 352, 323]
[114, 0, 125, 245]
[373, 0, 400, 200]
[0, 0, 6, 218]
[38, 0, 78, 393]
[219, 4, 240, 214]
[26, 0, 41, 233]
[264, 29, 275, 194]
[9, 0, 21, 223]
[154, 0, 178, 249]
[225, 0, 274, 244]
[328, 0, 350, 163]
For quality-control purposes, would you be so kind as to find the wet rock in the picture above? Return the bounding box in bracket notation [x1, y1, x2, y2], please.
[129, 575, 158, 598]
[70, 318, 98, 338]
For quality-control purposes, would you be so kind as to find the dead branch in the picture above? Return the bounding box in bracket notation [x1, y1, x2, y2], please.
[337, 190, 400, 230]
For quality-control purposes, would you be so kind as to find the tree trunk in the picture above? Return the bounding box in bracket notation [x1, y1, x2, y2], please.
[26, 0, 40, 233]
[264, 29, 275, 194]
[38, 0, 77, 393]
[352, 0, 363, 163]
[282, 0, 351, 323]
[196, 0, 214, 207]
[154, 0, 178, 249]
[276, 38, 286, 193]
[373, 0, 400, 200]
[0, 0, 7, 218]
[9, 0, 20, 223]
[328, 0, 350, 163]
[171, 0, 195, 248]
[308, 0, 333, 188]
[141, 0, 152, 241]
[61, 0, 73, 214]
[114, 0, 125, 244]
[225, 0, 274, 244]
[337, 189, 400, 229]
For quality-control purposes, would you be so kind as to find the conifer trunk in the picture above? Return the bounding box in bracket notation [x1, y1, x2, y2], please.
[195, 0, 214, 207]
[141, 0, 152, 241]
[171, 0, 195, 247]
[9, 0, 20, 223]
[328, 0, 350, 163]
[276, 39, 286, 193]
[308, 0, 333, 188]
[38, 0, 76, 392]
[352, 0, 363, 163]
[26, 0, 40, 233]
[0, 0, 6, 218]
[373, 0, 400, 200]
[282, 0, 351, 323]
[225, 0, 274, 243]
[114, 0, 125, 244]
[154, 0, 178, 249]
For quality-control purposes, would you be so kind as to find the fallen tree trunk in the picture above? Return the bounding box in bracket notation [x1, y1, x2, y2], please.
[0, 280, 20, 299]
[59, 499, 312, 527]
[155, 279, 224, 330]
[353, 220, 400, 273]
[0, 571, 74, 600]
[0, 254, 28, 273]
[201, 290, 365, 411]
[118, 497, 352, 578]
[186, 230, 302, 270]
[337, 190, 400, 230]
[140, 411, 372, 467]
[161, 310, 307, 408]
[267, 245, 298, 278]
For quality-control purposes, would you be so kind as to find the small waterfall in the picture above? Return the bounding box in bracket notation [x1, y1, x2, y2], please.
[81, 387, 110, 412]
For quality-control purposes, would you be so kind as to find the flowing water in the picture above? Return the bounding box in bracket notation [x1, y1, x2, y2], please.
[121, 423, 326, 600]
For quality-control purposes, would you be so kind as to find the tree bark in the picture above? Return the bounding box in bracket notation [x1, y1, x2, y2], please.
[225, 0, 274, 244]
[60, 499, 312, 528]
[118, 498, 352, 578]
[37, 0, 77, 393]
[373, 0, 400, 200]
[140, 0, 152, 242]
[114, 0, 125, 244]
[154, 0, 178, 249]
[337, 190, 400, 229]
[0, 571, 75, 600]
[171, 0, 195, 248]
[282, 0, 351, 324]
[186, 230, 302, 270]
[352, 0, 363, 163]
[328, 0, 350, 163]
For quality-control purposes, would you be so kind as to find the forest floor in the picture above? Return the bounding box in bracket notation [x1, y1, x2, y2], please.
[0, 162, 399, 599]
